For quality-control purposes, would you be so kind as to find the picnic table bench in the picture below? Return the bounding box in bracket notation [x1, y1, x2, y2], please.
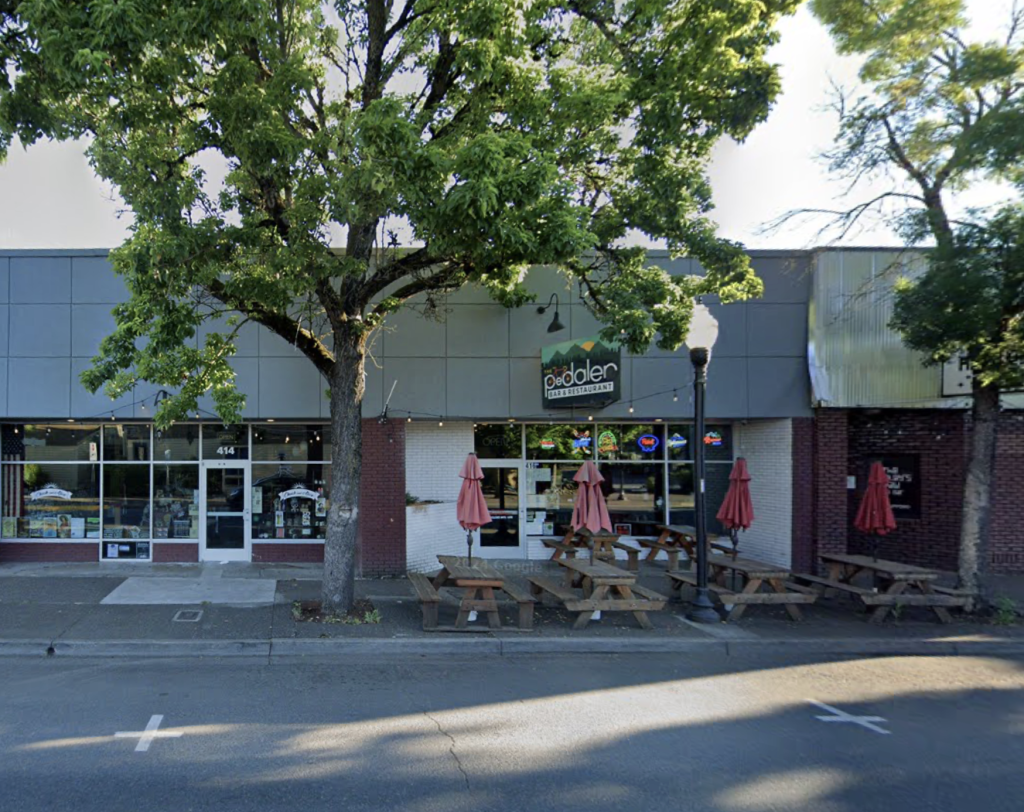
[641, 524, 733, 570]
[790, 553, 969, 623]
[528, 558, 666, 629]
[408, 555, 535, 631]
[667, 555, 817, 621]
[540, 531, 640, 571]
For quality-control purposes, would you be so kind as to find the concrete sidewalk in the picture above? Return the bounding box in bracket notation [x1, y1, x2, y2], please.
[1, 561, 1022, 658]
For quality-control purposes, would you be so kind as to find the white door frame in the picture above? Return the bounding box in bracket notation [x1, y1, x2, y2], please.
[474, 460, 526, 559]
[199, 460, 251, 561]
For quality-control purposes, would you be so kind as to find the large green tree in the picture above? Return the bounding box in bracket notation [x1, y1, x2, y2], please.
[811, 0, 1024, 601]
[0, 0, 798, 613]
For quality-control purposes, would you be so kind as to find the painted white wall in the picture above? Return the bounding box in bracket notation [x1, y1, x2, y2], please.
[732, 419, 793, 568]
[405, 502, 463, 573]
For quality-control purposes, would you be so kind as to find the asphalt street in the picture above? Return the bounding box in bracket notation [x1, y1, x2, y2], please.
[1, 653, 1022, 812]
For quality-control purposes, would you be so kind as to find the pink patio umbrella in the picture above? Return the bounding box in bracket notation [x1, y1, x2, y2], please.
[457, 452, 491, 565]
[854, 461, 897, 560]
[716, 457, 754, 559]
[571, 460, 612, 561]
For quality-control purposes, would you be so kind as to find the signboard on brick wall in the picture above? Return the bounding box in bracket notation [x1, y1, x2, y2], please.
[880, 454, 921, 520]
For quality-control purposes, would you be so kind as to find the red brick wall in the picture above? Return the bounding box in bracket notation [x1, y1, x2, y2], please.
[991, 413, 1024, 572]
[153, 543, 199, 563]
[252, 543, 323, 563]
[791, 418, 815, 573]
[846, 410, 966, 571]
[356, 419, 407, 577]
[813, 410, 848, 571]
[0, 542, 97, 562]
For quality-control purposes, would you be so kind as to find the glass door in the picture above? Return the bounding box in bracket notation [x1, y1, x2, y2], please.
[200, 461, 250, 561]
[475, 461, 525, 559]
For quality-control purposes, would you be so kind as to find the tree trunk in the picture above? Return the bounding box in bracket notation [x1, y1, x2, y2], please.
[321, 329, 367, 616]
[957, 380, 1000, 608]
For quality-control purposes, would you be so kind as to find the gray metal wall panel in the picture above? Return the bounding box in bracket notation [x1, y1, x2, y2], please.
[568, 304, 605, 341]
[131, 382, 178, 419]
[384, 307, 446, 358]
[71, 256, 128, 303]
[198, 357, 260, 418]
[257, 323, 309, 357]
[446, 305, 509, 357]
[0, 359, 7, 416]
[11, 256, 71, 304]
[385, 358, 446, 418]
[10, 305, 71, 357]
[357, 356, 384, 419]
[631, 357, 697, 418]
[509, 305, 547, 357]
[746, 357, 810, 417]
[0, 306, 8, 357]
[198, 315, 260, 357]
[746, 303, 806, 358]
[71, 304, 117, 358]
[70, 357, 134, 417]
[9, 358, 70, 416]
[447, 358, 510, 417]
[748, 255, 812, 304]
[258, 357, 322, 417]
[704, 357, 750, 418]
[0, 257, 9, 304]
[509, 357, 547, 417]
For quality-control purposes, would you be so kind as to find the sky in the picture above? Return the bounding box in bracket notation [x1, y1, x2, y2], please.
[0, 2, 1017, 251]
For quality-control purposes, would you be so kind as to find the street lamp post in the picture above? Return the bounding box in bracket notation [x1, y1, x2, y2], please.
[685, 302, 721, 624]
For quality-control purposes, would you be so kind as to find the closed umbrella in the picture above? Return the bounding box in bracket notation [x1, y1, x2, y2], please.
[571, 460, 612, 537]
[456, 453, 491, 566]
[716, 457, 754, 559]
[854, 461, 897, 560]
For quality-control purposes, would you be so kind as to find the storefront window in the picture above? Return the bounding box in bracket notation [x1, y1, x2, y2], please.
[103, 464, 151, 539]
[473, 424, 521, 459]
[595, 424, 663, 461]
[252, 424, 330, 462]
[597, 463, 664, 537]
[250, 463, 330, 540]
[202, 425, 249, 460]
[103, 424, 151, 461]
[523, 462, 579, 538]
[525, 424, 599, 460]
[1, 463, 100, 538]
[1, 423, 101, 462]
[152, 465, 199, 539]
[666, 426, 693, 461]
[668, 462, 731, 535]
[699, 424, 733, 463]
[154, 424, 200, 461]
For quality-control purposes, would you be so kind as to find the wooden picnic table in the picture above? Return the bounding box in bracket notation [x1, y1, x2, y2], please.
[540, 530, 639, 570]
[639, 524, 732, 570]
[707, 556, 816, 621]
[527, 557, 666, 630]
[409, 555, 534, 631]
[812, 553, 968, 624]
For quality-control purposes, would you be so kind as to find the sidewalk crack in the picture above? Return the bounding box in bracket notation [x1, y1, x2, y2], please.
[424, 711, 469, 790]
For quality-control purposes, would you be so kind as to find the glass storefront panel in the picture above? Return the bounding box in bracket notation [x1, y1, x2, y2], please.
[473, 424, 521, 459]
[251, 463, 330, 540]
[523, 462, 579, 538]
[252, 424, 330, 462]
[152, 465, 199, 539]
[154, 424, 200, 461]
[668, 462, 732, 535]
[524, 424, 598, 460]
[103, 424, 151, 461]
[598, 463, 664, 536]
[698, 424, 734, 463]
[595, 424, 663, 461]
[103, 464, 152, 539]
[479, 466, 519, 546]
[1, 463, 100, 538]
[1, 423, 101, 462]
[666, 425, 693, 461]
[202, 425, 249, 460]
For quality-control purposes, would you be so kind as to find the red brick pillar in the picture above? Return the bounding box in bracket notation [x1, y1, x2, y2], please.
[356, 419, 407, 577]
[992, 412, 1024, 573]
[813, 409, 849, 572]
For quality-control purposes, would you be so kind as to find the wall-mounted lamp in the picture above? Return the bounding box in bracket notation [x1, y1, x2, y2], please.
[537, 294, 565, 333]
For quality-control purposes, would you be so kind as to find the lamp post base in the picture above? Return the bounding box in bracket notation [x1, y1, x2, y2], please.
[686, 590, 720, 624]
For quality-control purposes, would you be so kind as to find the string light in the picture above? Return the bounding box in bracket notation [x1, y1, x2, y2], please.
[438, 420, 444, 427]
[587, 415, 593, 421]
[407, 417, 412, 423]
[628, 404, 634, 414]
[672, 390, 679, 402]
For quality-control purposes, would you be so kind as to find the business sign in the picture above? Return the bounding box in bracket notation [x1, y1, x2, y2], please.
[879, 455, 921, 520]
[637, 435, 660, 453]
[668, 433, 688, 450]
[28, 484, 72, 501]
[597, 431, 619, 454]
[942, 352, 972, 397]
[279, 488, 319, 502]
[541, 336, 621, 408]
[704, 431, 723, 447]
[571, 430, 592, 454]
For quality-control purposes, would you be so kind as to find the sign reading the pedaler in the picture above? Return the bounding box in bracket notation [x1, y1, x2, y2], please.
[541, 336, 621, 408]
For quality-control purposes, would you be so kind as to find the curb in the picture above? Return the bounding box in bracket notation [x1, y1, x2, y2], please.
[3, 636, 1023, 658]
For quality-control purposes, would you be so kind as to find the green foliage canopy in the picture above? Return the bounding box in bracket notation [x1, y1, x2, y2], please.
[0, 0, 798, 425]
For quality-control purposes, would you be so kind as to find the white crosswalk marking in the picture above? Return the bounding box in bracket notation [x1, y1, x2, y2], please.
[114, 715, 183, 752]
[808, 700, 891, 734]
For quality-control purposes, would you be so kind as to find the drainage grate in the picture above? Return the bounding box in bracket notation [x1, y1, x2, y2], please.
[172, 609, 203, 623]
